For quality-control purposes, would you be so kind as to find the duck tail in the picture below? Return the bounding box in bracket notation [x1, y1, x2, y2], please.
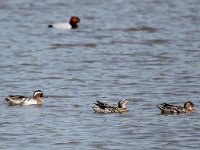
[92, 106, 100, 113]
[5, 97, 10, 102]
[48, 24, 53, 28]
[5, 97, 14, 105]
[156, 104, 164, 111]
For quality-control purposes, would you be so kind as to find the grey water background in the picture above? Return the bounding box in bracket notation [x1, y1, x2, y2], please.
[0, 0, 200, 149]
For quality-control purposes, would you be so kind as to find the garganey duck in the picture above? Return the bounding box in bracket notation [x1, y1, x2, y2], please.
[5, 90, 44, 106]
[48, 16, 80, 29]
[93, 100, 129, 113]
[157, 101, 195, 114]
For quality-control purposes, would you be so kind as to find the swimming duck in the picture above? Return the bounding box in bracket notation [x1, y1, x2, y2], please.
[93, 100, 128, 113]
[5, 90, 44, 106]
[48, 16, 80, 29]
[157, 101, 195, 114]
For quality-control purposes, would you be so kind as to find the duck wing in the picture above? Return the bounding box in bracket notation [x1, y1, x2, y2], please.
[157, 103, 182, 114]
[95, 100, 117, 109]
[5, 95, 28, 105]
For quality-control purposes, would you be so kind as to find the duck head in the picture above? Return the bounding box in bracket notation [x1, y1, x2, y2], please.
[118, 100, 128, 108]
[69, 16, 80, 29]
[33, 90, 43, 99]
[184, 101, 195, 112]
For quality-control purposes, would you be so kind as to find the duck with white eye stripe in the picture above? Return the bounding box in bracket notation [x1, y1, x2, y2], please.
[5, 90, 45, 106]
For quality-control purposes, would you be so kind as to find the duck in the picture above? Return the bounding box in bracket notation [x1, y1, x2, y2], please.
[48, 16, 80, 29]
[157, 101, 195, 114]
[5, 90, 44, 106]
[93, 100, 128, 113]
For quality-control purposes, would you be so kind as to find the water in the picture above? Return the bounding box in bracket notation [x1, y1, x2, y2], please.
[0, 0, 200, 149]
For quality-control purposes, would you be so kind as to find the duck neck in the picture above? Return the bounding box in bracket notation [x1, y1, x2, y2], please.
[37, 98, 44, 105]
[71, 24, 78, 29]
[119, 103, 127, 108]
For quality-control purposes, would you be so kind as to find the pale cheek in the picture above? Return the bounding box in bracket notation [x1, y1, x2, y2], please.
[189, 107, 194, 111]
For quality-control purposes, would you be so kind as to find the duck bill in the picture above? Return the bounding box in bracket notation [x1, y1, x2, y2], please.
[125, 100, 129, 104]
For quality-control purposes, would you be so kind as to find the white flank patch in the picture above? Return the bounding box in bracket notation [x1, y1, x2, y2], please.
[51, 23, 72, 29]
[23, 99, 37, 106]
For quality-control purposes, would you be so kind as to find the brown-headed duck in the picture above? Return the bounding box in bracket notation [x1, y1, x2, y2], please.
[48, 16, 80, 29]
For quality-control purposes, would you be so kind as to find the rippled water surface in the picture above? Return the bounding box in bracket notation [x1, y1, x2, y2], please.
[1, 0, 200, 149]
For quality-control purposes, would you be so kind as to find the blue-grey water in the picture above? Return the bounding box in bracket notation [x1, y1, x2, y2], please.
[0, 0, 200, 149]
